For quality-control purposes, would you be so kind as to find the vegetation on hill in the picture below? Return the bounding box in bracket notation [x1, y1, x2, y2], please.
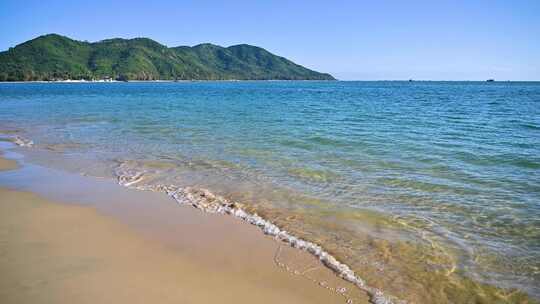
[0, 34, 334, 81]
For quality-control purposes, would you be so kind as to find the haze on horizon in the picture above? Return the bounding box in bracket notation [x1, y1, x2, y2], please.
[1, 0, 538, 81]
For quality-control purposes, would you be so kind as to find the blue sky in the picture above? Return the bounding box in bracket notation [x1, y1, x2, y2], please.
[1, 0, 538, 80]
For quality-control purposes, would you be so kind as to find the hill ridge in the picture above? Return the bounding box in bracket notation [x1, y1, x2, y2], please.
[0, 34, 335, 81]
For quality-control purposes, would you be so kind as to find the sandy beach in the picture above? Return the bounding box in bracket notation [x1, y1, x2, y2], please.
[0, 155, 17, 171]
[0, 152, 369, 304]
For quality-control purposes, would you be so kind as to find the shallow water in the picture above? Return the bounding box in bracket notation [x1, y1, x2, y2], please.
[1, 81, 539, 303]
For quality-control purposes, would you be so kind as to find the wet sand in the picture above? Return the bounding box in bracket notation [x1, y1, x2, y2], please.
[0, 154, 17, 171]
[0, 154, 369, 304]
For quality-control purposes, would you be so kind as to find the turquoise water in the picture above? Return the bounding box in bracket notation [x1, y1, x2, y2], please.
[1, 81, 539, 302]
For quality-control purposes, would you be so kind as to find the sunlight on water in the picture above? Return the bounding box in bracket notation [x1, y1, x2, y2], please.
[0, 81, 539, 303]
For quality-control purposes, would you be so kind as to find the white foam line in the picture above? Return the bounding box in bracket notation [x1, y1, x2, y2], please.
[12, 135, 34, 147]
[115, 165, 401, 304]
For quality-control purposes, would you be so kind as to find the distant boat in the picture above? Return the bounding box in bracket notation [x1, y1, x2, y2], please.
[408, 79, 414, 82]
[486, 79, 495, 82]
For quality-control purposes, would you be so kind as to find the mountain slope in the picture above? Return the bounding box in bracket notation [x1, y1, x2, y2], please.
[0, 34, 334, 81]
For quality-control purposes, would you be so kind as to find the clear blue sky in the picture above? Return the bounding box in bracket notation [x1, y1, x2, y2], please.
[1, 0, 538, 80]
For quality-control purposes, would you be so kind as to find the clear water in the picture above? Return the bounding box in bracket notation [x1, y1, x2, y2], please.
[1, 81, 539, 303]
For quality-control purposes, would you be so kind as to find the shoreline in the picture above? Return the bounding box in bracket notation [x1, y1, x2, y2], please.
[1, 133, 395, 303]
[0, 146, 370, 304]
[1, 80, 540, 83]
[1, 131, 537, 303]
[0, 79, 338, 83]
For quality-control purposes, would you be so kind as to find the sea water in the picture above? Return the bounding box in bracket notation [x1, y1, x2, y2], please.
[0, 81, 538, 303]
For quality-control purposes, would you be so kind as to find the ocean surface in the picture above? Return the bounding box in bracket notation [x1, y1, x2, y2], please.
[1, 81, 539, 303]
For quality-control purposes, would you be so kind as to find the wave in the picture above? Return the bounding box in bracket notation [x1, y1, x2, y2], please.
[12, 135, 34, 147]
[114, 161, 401, 304]
[6, 133, 400, 303]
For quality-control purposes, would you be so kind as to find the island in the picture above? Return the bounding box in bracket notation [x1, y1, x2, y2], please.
[0, 34, 335, 81]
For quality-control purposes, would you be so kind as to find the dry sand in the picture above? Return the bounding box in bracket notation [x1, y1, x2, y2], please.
[0, 155, 369, 304]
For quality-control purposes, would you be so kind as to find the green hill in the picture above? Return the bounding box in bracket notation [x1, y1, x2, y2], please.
[0, 34, 334, 81]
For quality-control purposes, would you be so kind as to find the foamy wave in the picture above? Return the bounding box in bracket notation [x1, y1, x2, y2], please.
[115, 162, 400, 304]
[12, 136, 34, 147]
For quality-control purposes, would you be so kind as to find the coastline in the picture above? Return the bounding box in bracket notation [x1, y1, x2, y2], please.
[0, 126, 537, 303]
[0, 79, 338, 83]
[0, 102, 536, 303]
[2, 80, 540, 83]
[0, 148, 370, 304]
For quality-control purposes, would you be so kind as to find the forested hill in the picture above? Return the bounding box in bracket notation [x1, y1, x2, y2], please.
[0, 34, 335, 81]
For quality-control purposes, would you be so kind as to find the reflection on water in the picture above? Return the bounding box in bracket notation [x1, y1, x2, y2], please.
[0, 81, 539, 303]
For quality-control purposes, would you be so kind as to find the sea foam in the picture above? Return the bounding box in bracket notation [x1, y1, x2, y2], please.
[12, 136, 34, 147]
[9, 137, 400, 304]
[114, 162, 400, 304]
